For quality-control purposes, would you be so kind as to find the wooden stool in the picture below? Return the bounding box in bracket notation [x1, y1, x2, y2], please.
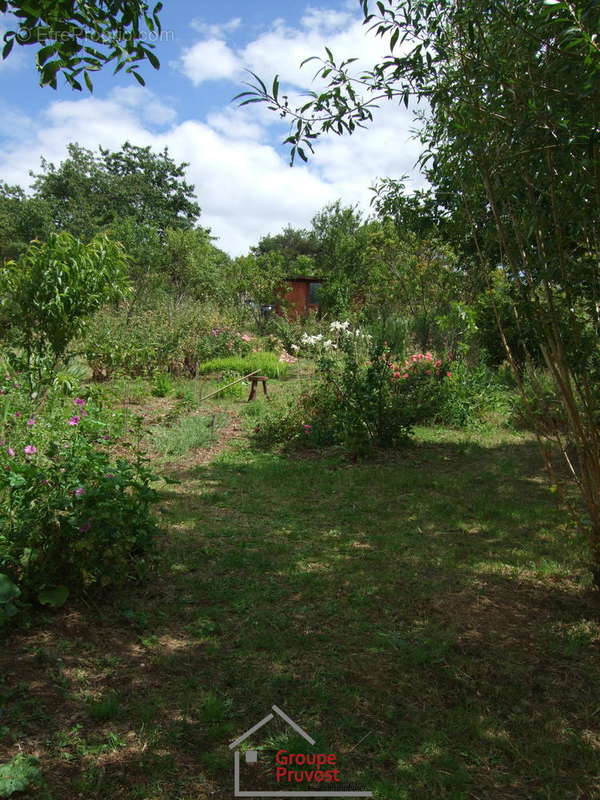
[247, 375, 269, 401]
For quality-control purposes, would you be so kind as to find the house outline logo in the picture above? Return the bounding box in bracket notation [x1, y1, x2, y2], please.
[228, 704, 373, 797]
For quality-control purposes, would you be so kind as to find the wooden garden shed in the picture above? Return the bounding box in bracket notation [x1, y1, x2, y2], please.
[275, 276, 323, 319]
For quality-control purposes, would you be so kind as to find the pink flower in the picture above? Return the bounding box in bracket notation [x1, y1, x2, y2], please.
[425, 352, 433, 361]
[435, 359, 442, 367]
[68, 416, 81, 426]
[73, 397, 86, 406]
[7, 447, 14, 457]
[23, 445, 37, 455]
[105, 473, 115, 478]
[393, 371, 401, 378]
[102, 434, 110, 440]
[240, 334, 252, 342]
[26, 418, 35, 426]
[74, 487, 85, 496]
[402, 373, 409, 379]
[14, 412, 21, 418]
[446, 371, 452, 378]
[303, 424, 312, 432]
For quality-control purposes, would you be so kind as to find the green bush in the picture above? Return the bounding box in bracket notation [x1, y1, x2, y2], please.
[263, 311, 337, 355]
[84, 301, 257, 379]
[436, 361, 511, 428]
[254, 329, 450, 453]
[197, 352, 290, 379]
[0, 374, 160, 606]
[0, 232, 129, 386]
[151, 373, 173, 398]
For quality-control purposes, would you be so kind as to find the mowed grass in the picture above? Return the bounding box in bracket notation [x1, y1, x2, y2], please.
[1, 386, 599, 799]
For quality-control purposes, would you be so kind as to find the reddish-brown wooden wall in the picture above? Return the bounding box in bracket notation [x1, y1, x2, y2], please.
[275, 279, 321, 319]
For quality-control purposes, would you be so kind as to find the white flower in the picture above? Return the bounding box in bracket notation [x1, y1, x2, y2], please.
[330, 320, 351, 332]
[290, 344, 299, 351]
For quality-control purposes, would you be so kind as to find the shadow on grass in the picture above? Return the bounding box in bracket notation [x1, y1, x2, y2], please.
[1, 435, 599, 799]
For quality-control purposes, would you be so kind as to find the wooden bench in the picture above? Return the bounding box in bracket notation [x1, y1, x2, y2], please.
[247, 375, 269, 401]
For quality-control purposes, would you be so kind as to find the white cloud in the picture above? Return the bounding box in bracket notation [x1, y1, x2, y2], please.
[179, 38, 241, 85]
[205, 107, 265, 141]
[110, 86, 177, 126]
[191, 17, 242, 38]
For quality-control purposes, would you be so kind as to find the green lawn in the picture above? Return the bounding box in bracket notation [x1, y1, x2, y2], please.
[1, 379, 599, 799]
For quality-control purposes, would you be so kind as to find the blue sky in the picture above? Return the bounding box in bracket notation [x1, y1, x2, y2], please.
[0, 1, 424, 254]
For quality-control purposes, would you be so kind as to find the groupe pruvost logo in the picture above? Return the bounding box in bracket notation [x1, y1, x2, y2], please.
[228, 705, 373, 797]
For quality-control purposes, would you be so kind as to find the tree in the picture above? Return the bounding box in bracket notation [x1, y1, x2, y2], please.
[252, 225, 320, 273]
[32, 142, 201, 240]
[0, 232, 130, 386]
[0, 182, 53, 261]
[160, 228, 231, 302]
[241, 0, 600, 586]
[1, 0, 163, 90]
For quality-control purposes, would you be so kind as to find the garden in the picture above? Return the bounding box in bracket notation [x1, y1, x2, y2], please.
[1, 0, 600, 797]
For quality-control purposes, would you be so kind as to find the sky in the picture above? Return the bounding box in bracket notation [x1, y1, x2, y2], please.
[0, 1, 426, 255]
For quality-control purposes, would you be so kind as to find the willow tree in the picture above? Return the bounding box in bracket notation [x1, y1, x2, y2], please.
[240, 0, 600, 585]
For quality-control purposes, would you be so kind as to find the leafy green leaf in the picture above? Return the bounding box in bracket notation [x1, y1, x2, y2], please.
[37, 585, 69, 607]
[0, 754, 42, 797]
[0, 574, 20, 605]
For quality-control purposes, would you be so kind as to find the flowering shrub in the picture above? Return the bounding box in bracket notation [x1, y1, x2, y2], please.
[254, 326, 451, 453]
[263, 311, 339, 355]
[197, 328, 255, 363]
[0, 375, 160, 608]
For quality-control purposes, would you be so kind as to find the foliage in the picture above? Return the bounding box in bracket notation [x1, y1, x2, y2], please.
[364, 219, 462, 350]
[0, 0, 163, 91]
[436, 361, 511, 429]
[197, 353, 290, 380]
[151, 373, 173, 398]
[32, 142, 201, 242]
[152, 414, 223, 457]
[84, 302, 252, 379]
[0, 754, 42, 797]
[0, 182, 53, 262]
[255, 324, 449, 453]
[0, 572, 20, 624]
[0, 407, 160, 602]
[214, 372, 248, 399]
[227, 251, 288, 312]
[0, 232, 130, 384]
[0, 372, 159, 606]
[252, 225, 320, 273]
[510, 367, 567, 435]
[263, 310, 336, 355]
[160, 227, 231, 301]
[309, 202, 368, 314]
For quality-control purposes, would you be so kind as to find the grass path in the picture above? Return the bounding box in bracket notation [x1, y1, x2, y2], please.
[2, 404, 600, 799]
